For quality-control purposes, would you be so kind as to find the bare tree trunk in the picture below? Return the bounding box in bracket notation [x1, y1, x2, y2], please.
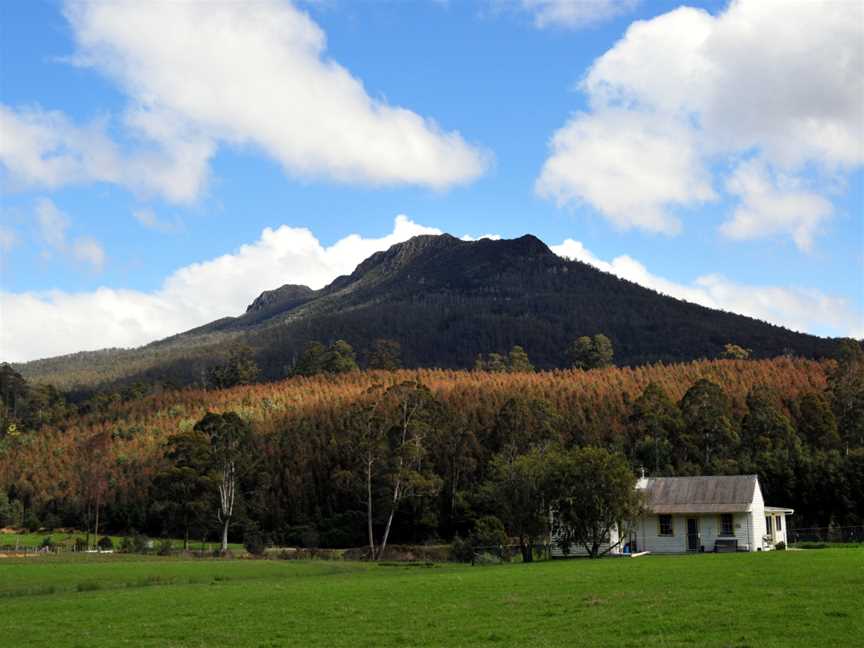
[85, 501, 91, 550]
[218, 460, 235, 554]
[94, 495, 100, 549]
[221, 518, 230, 553]
[378, 479, 401, 561]
[366, 457, 376, 560]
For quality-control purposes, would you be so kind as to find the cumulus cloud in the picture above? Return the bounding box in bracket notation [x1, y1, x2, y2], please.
[48, 0, 487, 196]
[552, 238, 863, 338]
[536, 109, 714, 233]
[0, 105, 213, 203]
[520, 0, 639, 29]
[33, 198, 105, 271]
[721, 159, 833, 252]
[539, 0, 864, 247]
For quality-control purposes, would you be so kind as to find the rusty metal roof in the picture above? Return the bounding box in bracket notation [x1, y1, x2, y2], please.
[641, 475, 758, 514]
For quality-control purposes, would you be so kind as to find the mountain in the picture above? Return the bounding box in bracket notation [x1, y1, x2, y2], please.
[15, 233, 839, 392]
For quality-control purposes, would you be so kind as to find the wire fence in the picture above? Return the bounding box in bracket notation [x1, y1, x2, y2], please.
[788, 526, 864, 544]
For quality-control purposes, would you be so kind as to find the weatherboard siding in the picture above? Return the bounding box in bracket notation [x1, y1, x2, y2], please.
[635, 512, 761, 553]
[639, 515, 685, 553]
[550, 527, 620, 558]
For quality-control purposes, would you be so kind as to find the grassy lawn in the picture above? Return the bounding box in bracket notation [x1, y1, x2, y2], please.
[2, 549, 862, 647]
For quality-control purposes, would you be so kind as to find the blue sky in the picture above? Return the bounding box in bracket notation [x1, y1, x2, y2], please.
[1, 0, 862, 362]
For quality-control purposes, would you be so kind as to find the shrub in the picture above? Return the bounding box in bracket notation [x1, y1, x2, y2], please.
[450, 535, 475, 563]
[119, 532, 150, 553]
[244, 532, 266, 556]
[73, 537, 88, 552]
[471, 516, 508, 551]
[97, 536, 114, 551]
[450, 516, 510, 563]
[42, 512, 61, 531]
[156, 538, 173, 556]
[281, 525, 307, 547]
[776, 541, 786, 551]
[23, 510, 41, 532]
[40, 535, 54, 549]
[133, 533, 150, 554]
[474, 551, 502, 565]
[0, 491, 22, 527]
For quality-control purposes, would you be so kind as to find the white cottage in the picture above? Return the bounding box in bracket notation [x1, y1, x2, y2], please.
[552, 474, 793, 557]
[632, 474, 792, 553]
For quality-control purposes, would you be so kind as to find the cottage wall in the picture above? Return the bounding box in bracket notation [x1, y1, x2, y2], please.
[634, 512, 760, 553]
[751, 483, 768, 551]
[550, 526, 620, 557]
[636, 515, 685, 553]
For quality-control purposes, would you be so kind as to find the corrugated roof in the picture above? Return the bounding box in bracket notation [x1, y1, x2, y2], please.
[641, 475, 758, 514]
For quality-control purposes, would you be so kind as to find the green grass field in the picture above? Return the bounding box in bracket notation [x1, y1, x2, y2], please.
[2, 549, 862, 647]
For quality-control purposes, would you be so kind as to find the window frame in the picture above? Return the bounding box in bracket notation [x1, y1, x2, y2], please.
[765, 516, 773, 534]
[775, 515, 782, 531]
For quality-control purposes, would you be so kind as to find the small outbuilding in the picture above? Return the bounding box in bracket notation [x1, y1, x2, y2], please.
[552, 474, 793, 556]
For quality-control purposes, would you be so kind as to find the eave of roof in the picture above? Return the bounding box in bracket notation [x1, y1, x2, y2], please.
[648, 504, 751, 514]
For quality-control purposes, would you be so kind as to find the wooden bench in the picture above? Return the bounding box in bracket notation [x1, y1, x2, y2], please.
[714, 538, 738, 553]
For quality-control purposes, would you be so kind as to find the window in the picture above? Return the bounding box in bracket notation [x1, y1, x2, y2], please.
[775, 515, 782, 531]
[765, 516, 773, 534]
[658, 515, 673, 536]
[720, 513, 734, 536]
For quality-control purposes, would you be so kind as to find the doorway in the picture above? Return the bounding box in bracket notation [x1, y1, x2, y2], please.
[687, 518, 700, 552]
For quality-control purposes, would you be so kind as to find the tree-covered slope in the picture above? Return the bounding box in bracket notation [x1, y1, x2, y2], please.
[15, 234, 839, 391]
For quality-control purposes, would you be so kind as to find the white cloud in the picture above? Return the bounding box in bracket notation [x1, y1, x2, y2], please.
[721, 159, 833, 252]
[133, 208, 182, 234]
[536, 109, 714, 233]
[0, 105, 116, 191]
[54, 0, 487, 195]
[539, 0, 864, 247]
[0, 215, 442, 362]
[0, 105, 213, 203]
[552, 238, 863, 338]
[33, 198, 105, 271]
[520, 0, 639, 29]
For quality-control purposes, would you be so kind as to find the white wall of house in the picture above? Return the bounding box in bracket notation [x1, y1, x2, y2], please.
[550, 525, 620, 557]
[751, 482, 767, 550]
[634, 512, 759, 553]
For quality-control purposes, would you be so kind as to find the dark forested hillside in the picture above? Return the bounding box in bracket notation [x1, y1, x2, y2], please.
[15, 233, 839, 391]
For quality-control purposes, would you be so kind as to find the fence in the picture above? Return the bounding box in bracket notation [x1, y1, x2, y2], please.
[788, 526, 864, 544]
